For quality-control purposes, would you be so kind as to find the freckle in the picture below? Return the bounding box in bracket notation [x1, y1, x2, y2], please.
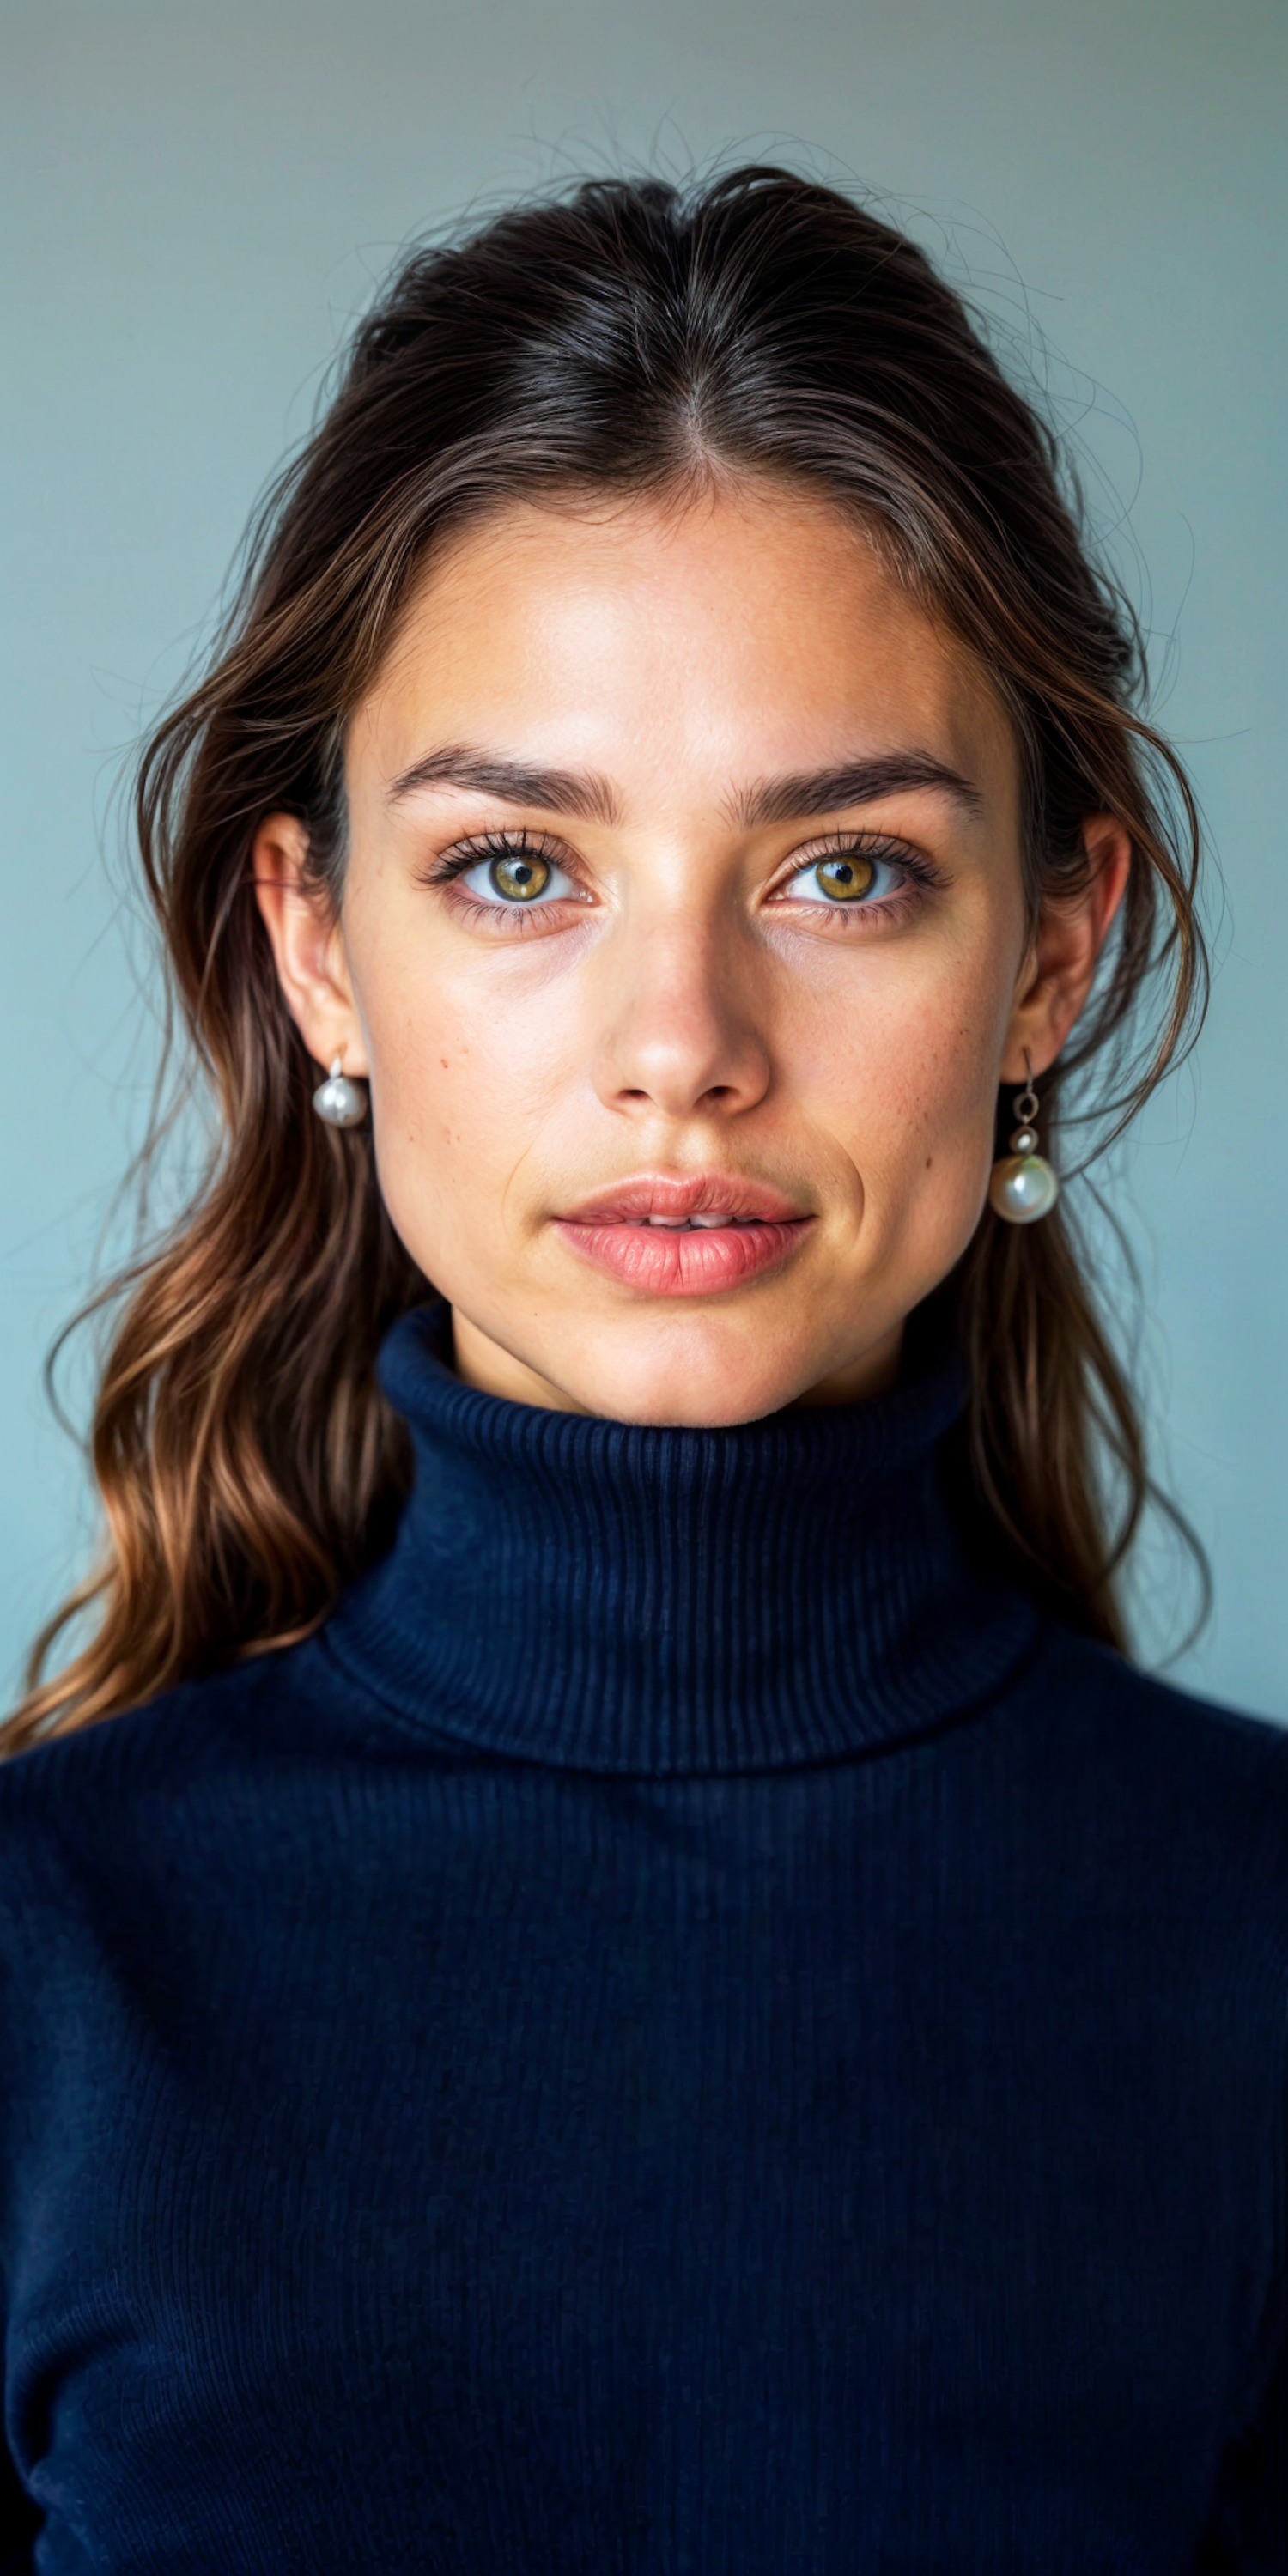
[440, 1057, 449, 1069]
[925, 1155, 933, 1168]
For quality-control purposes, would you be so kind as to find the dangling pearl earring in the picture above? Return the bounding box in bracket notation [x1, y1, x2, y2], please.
[987, 1050, 1058, 1224]
[312, 1051, 368, 1128]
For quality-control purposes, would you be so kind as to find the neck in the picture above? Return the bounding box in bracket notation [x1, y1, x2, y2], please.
[322, 1295, 1044, 1777]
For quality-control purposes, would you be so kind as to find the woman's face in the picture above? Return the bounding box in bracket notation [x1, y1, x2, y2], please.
[256, 481, 1128, 1425]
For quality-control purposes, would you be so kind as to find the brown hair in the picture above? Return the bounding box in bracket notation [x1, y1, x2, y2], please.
[3, 164, 1211, 1759]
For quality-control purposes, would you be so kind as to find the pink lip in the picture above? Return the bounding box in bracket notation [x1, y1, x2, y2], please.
[559, 1175, 806, 1225]
[551, 1173, 814, 1297]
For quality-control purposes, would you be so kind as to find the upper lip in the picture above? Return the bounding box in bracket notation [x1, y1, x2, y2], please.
[556, 1174, 810, 1224]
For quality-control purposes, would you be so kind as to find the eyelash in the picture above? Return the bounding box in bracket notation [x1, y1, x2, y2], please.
[419, 829, 579, 935]
[418, 825, 947, 931]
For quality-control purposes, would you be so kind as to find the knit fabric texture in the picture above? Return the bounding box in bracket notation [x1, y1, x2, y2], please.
[1, 1294, 1285, 2573]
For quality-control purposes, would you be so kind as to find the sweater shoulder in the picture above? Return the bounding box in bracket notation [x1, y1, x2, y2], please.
[1027, 1623, 1287, 1767]
[1012, 1622, 1288, 1897]
[0, 1643, 317, 1870]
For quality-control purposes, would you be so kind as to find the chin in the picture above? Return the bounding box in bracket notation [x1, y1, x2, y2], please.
[557, 1319, 812, 1429]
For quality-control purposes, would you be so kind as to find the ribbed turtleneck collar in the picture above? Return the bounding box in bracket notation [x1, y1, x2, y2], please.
[322, 1297, 1044, 1776]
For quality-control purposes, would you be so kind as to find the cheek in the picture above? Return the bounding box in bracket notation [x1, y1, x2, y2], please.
[787, 943, 1005, 1205]
[355, 937, 580, 1236]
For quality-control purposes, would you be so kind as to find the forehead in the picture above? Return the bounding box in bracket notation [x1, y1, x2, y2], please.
[353, 481, 1018, 813]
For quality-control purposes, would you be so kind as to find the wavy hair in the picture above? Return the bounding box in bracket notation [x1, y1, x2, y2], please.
[3, 163, 1211, 1758]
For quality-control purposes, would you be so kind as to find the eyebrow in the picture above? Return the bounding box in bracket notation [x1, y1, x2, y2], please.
[385, 743, 982, 829]
[386, 745, 620, 824]
[730, 752, 983, 828]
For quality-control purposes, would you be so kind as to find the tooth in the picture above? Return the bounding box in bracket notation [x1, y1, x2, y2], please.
[647, 1216, 688, 1228]
[689, 1213, 726, 1229]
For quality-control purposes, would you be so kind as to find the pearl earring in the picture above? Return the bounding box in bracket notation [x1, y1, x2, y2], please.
[311, 1052, 368, 1128]
[987, 1051, 1059, 1224]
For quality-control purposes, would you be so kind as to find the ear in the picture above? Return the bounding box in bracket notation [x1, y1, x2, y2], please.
[252, 813, 370, 1078]
[1000, 815, 1133, 1084]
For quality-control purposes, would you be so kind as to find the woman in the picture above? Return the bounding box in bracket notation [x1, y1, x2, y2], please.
[1, 167, 1283, 2572]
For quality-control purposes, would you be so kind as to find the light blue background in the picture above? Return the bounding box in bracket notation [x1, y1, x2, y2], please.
[3, 0, 1285, 1722]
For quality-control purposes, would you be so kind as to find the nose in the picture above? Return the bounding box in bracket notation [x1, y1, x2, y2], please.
[590, 910, 772, 1124]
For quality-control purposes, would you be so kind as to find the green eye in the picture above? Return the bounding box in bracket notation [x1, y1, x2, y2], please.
[814, 853, 876, 902]
[489, 853, 551, 902]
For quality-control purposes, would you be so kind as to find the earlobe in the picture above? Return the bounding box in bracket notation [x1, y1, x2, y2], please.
[251, 812, 368, 1077]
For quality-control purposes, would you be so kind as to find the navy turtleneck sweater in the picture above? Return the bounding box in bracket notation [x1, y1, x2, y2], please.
[1, 1297, 1285, 2573]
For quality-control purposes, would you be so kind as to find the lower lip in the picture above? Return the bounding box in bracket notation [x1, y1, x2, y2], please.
[551, 1217, 814, 1296]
